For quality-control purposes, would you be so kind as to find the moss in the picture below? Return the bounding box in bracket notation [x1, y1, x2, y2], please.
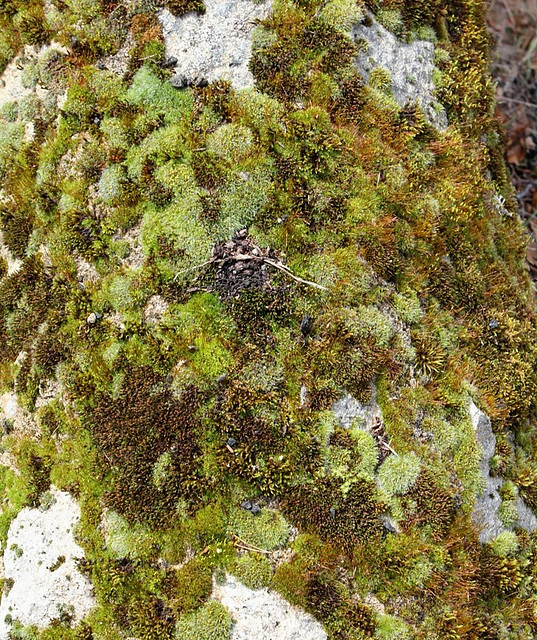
[103, 510, 158, 559]
[393, 290, 421, 325]
[375, 9, 403, 36]
[217, 163, 274, 239]
[126, 66, 193, 121]
[140, 199, 212, 283]
[228, 507, 290, 551]
[174, 600, 232, 640]
[0, 121, 25, 179]
[488, 531, 519, 558]
[0, 0, 535, 636]
[167, 557, 213, 614]
[374, 614, 412, 640]
[231, 552, 273, 589]
[97, 163, 127, 204]
[317, 0, 364, 32]
[377, 452, 420, 496]
[165, 0, 205, 17]
[206, 124, 254, 165]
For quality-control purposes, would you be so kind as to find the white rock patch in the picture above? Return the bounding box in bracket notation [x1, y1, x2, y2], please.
[333, 384, 382, 431]
[470, 399, 537, 542]
[158, 0, 272, 90]
[352, 17, 448, 129]
[0, 43, 67, 111]
[213, 574, 327, 640]
[0, 487, 95, 635]
[144, 294, 168, 325]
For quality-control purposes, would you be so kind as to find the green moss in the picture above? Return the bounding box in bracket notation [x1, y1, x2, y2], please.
[140, 200, 212, 283]
[317, 0, 364, 32]
[393, 290, 421, 325]
[374, 614, 412, 640]
[103, 510, 157, 560]
[231, 552, 273, 589]
[375, 9, 403, 36]
[174, 600, 231, 640]
[126, 66, 194, 122]
[0, 121, 25, 179]
[488, 531, 519, 558]
[218, 163, 274, 239]
[206, 124, 254, 164]
[168, 557, 213, 614]
[377, 452, 420, 496]
[229, 507, 290, 551]
[97, 164, 127, 205]
[350, 305, 395, 348]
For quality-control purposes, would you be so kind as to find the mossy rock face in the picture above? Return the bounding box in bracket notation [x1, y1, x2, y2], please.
[2, 0, 537, 638]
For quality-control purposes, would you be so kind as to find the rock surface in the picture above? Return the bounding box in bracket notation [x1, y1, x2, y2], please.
[332, 385, 382, 430]
[159, 0, 272, 89]
[352, 17, 448, 129]
[0, 487, 95, 635]
[213, 574, 327, 640]
[470, 399, 537, 541]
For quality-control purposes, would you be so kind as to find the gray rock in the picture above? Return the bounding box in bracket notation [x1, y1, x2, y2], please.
[158, 0, 272, 90]
[0, 487, 95, 635]
[213, 574, 327, 640]
[352, 17, 448, 129]
[470, 398, 506, 542]
[332, 384, 382, 431]
[470, 399, 537, 541]
[516, 496, 537, 532]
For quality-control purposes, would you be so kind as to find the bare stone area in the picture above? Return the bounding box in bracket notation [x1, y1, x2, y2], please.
[332, 384, 382, 431]
[0, 43, 67, 113]
[0, 487, 95, 636]
[352, 17, 448, 129]
[213, 574, 327, 640]
[159, 0, 272, 89]
[144, 294, 168, 325]
[470, 399, 537, 541]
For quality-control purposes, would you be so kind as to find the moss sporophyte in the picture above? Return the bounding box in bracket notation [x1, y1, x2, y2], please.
[1, 0, 537, 638]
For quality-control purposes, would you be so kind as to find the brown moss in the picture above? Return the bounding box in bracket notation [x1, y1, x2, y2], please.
[403, 471, 455, 539]
[86, 369, 204, 523]
[164, 0, 205, 17]
[282, 477, 384, 551]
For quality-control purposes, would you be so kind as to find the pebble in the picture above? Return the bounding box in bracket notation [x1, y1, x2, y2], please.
[250, 504, 261, 516]
[162, 56, 178, 68]
[86, 313, 97, 324]
[300, 315, 313, 337]
[241, 501, 252, 511]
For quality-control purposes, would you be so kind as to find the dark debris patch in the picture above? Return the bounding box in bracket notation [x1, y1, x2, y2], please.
[212, 229, 277, 299]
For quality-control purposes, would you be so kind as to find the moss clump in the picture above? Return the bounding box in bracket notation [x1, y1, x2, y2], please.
[377, 452, 421, 496]
[165, 0, 205, 17]
[103, 510, 157, 560]
[231, 552, 273, 589]
[229, 507, 291, 551]
[167, 557, 213, 614]
[174, 600, 232, 640]
[317, 0, 364, 32]
[85, 368, 203, 523]
[374, 614, 412, 640]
